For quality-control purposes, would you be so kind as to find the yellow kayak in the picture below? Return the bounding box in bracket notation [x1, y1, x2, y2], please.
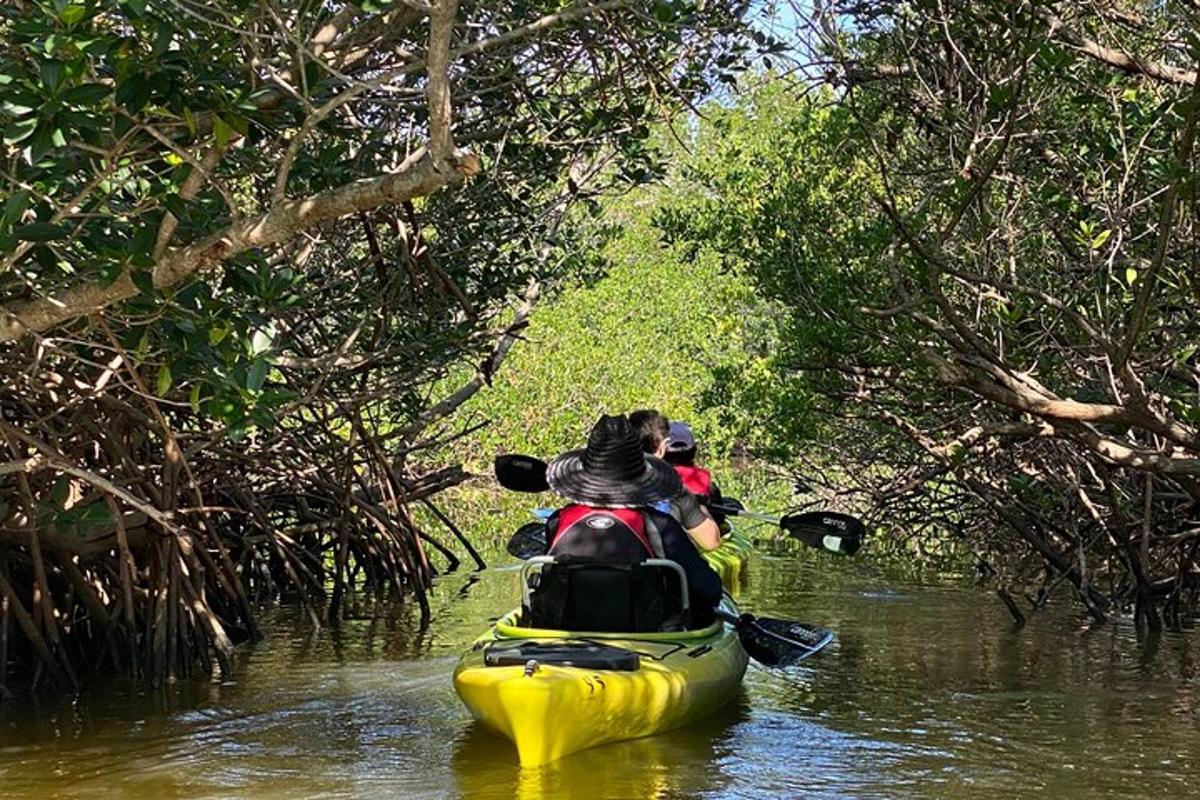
[453, 597, 749, 767]
[704, 527, 752, 591]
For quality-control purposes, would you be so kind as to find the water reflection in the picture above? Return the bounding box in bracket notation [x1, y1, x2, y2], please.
[451, 696, 750, 800]
[1, 548, 1198, 799]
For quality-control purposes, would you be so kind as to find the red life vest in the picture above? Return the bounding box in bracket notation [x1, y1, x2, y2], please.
[549, 505, 654, 560]
[673, 465, 713, 498]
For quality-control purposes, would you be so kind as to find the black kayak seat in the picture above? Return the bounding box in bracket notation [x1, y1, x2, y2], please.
[522, 556, 691, 633]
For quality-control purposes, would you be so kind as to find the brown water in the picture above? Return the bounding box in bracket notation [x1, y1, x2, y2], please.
[1, 543, 1197, 799]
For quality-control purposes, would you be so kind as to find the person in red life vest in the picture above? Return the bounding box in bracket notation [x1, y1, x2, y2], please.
[663, 421, 715, 495]
[542, 414, 723, 627]
[628, 409, 722, 550]
[662, 420, 732, 526]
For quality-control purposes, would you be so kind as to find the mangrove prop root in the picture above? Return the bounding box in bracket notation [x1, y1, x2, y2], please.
[0, 352, 487, 694]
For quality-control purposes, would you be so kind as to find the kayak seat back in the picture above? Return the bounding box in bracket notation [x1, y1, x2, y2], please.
[522, 557, 691, 633]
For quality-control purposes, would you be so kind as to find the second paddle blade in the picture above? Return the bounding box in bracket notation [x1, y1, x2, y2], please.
[507, 522, 548, 559]
[781, 511, 865, 555]
[740, 618, 835, 667]
[494, 454, 551, 493]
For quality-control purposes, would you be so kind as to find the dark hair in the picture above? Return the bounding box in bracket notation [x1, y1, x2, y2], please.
[628, 409, 669, 454]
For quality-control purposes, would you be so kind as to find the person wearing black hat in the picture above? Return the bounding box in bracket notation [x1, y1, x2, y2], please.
[539, 414, 724, 628]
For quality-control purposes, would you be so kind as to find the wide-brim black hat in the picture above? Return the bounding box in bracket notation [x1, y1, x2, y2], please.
[546, 414, 683, 508]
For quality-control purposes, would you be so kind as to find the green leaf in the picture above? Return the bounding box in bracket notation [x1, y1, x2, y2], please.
[189, 383, 203, 413]
[76, 501, 112, 528]
[63, 82, 110, 105]
[155, 363, 173, 396]
[227, 420, 249, 442]
[1091, 229, 1111, 249]
[949, 443, 967, 467]
[222, 113, 249, 136]
[134, 329, 150, 359]
[98, 263, 124, 288]
[2, 190, 30, 227]
[127, 224, 156, 259]
[131, 269, 155, 296]
[13, 222, 69, 241]
[212, 114, 233, 147]
[4, 117, 38, 145]
[115, 73, 151, 112]
[59, 4, 88, 25]
[39, 61, 65, 92]
[3, 92, 39, 116]
[652, 0, 677, 23]
[25, 123, 56, 163]
[246, 358, 268, 392]
[152, 22, 174, 57]
[1125, 266, 1138, 286]
[249, 326, 274, 356]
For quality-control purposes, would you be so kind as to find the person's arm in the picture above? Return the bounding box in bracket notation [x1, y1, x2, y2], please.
[658, 518, 723, 620]
[674, 491, 722, 551]
[707, 482, 727, 526]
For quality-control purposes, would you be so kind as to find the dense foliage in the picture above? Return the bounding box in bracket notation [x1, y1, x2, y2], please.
[0, 0, 756, 691]
[454, 182, 763, 464]
[430, 183, 802, 548]
[661, 2, 1200, 626]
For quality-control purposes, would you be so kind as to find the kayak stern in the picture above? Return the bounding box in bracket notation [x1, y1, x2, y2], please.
[453, 603, 748, 767]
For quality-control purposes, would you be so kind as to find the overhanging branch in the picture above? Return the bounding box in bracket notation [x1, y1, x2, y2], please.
[0, 149, 477, 343]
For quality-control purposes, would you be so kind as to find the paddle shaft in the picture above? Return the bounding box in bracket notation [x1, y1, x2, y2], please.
[709, 503, 780, 525]
[495, 453, 864, 554]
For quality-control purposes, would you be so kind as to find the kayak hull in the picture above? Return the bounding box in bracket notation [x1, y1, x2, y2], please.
[453, 600, 749, 767]
[704, 528, 752, 591]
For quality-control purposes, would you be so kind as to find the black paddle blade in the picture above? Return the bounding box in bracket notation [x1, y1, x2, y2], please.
[781, 511, 865, 556]
[506, 522, 548, 559]
[738, 616, 835, 667]
[494, 454, 551, 493]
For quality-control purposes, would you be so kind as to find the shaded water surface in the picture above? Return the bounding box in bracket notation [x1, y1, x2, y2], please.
[1, 546, 1197, 799]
